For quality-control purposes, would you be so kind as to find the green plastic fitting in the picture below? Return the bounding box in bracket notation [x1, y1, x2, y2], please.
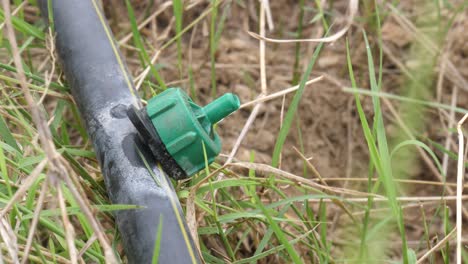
[128, 88, 240, 179]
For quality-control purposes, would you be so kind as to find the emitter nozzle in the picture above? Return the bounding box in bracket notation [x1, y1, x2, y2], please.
[128, 88, 240, 179]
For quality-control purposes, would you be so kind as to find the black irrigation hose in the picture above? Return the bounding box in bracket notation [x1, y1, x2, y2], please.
[38, 1, 201, 263]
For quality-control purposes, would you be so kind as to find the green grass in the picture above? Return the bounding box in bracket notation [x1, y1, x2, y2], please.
[173, 0, 183, 75]
[347, 35, 409, 262]
[209, 0, 219, 97]
[152, 215, 163, 264]
[209, 0, 229, 98]
[125, 0, 167, 90]
[291, 0, 305, 85]
[0, 0, 466, 263]
[271, 39, 324, 168]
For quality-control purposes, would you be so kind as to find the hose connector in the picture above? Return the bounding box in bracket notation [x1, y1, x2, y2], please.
[128, 88, 240, 179]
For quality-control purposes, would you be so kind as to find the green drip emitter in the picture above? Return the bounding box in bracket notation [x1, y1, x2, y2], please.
[128, 88, 240, 180]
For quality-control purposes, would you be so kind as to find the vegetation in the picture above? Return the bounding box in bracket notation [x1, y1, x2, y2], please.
[0, 0, 467, 263]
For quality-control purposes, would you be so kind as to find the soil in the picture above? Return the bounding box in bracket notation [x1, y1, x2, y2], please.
[110, 2, 468, 260]
[114, 0, 368, 179]
[23, 0, 468, 261]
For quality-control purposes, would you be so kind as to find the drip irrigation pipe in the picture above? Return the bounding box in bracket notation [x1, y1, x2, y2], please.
[38, 1, 201, 263]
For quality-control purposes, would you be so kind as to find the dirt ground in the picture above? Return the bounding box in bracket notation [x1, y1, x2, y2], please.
[107, 0, 468, 260]
[104, 1, 468, 258]
[108, 0, 466, 184]
[113, 0, 363, 178]
[13, 0, 468, 261]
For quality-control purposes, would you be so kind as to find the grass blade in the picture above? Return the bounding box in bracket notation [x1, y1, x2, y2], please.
[271, 41, 324, 168]
[152, 215, 163, 264]
[125, 0, 166, 90]
[173, 0, 183, 74]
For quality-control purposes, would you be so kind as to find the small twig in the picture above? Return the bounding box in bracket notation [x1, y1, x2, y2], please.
[0, 1, 26, 31]
[263, 0, 274, 31]
[186, 166, 226, 254]
[416, 228, 456, 264]
[77, 234, 97, 260]
[278, 94, 286, 169]
[57, 181, 78, 264]
[308, 195, 468, 203]
[38, 29, 57, 105]
[223, 0, 269, 165]
[456, 113, 468, 264]
[225, 103, 262, 165]
[21, 179, 49, 264]
[259, 0, 267, 96]
[350, 200, 454, 218]
[135, 50, 161, 90]
[247, 0, 358, 43]
[60, 168, 117, 263]
[0, 159, 47, 218]
[301, 177, 467, 188]
[442, 86, 458, 175]
[292, 147, 356, 222]
[230, 162, 381, 198]
[118, 1, 173, 45]
[292, 147, 325, 184]
[0, 217, 19, 263]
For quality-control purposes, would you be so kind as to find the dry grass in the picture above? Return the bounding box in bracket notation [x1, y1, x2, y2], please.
[0, 0, 468, 263]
